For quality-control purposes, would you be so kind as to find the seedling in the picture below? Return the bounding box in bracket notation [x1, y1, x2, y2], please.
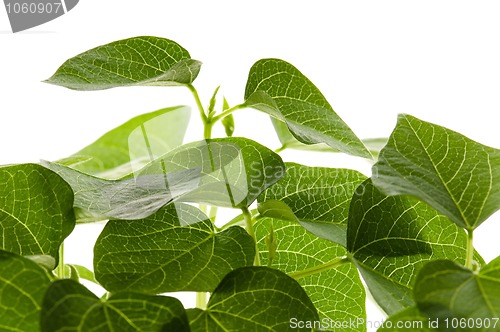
[1, 36, 499, 331]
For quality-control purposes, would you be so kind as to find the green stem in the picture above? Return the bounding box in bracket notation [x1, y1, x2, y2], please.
[208, 206, 218, 223]
[204, 122, 214, 140]
[210, 104, 245, 123]
[196, 292, 208, 310]
[288, 256, 350, 280]
[187, 84, 207, 123]
[241, 206, 260, 266]
[465, 229, 474, 270]
[57, 242, 65, 279]
[274, 144, 288, 153]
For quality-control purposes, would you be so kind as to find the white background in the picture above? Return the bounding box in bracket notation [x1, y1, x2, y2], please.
[1, 0, 500, 328]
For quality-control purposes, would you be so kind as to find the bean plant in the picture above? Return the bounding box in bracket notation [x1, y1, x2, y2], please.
[1, 36, 499, 332]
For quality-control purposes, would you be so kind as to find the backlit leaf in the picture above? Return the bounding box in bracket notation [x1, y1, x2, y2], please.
[414, 258, 500, 330]
[41, 279, 189, 331]
[43, 137, 284, 221]
[61, 106, 191, 179]
[188, 267, 318, 331]
[378, 307, 433, 332]
[0, 164, 75, 260]
[45, 36, 201, 90]
[373, 114, 500, 230]
[258, 163, 367, 247]
[255, 217, 366, 332]
[244, 58, 371, 159]
[0, 251, 51, 331]
[94, 203, 254, 293]
[347, 179, 482, 315]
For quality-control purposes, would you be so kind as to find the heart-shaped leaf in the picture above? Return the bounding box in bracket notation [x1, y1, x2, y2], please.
[377, 307, 433, 332]
[45, 36, 201, 90]
[414, 258, 500, 329]
[60, 106, 191, 179]
[372, 114, 500, 230]
[187, 267, 318, 331]
[347, 179, 482, 315]
[94, 203, 254, 293]
[0, 164, 75, 260]
[258, 163, 367, 247]
[255, 217, 366, 331]
[41, 279, 189, 331]
[43, 137, 285, 221]
[0, 251, 51, 331]
[244, 58, 371, 159]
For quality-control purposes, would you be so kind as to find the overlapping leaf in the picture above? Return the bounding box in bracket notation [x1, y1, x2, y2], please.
[41, 279, 189, 331]
[188, 267, 318, 331]
[258, 163, 366, 247]
[43, 137, 284, 220]
[272, 118, 387, 156]
[60, 106, 191, 179]
[414, 258, 500, 329]
[45, 36, 201, 90]
[244, 58, 371, 159]
[94, 203, 254, 293]
[378, 307, 432, 332]
[0, 164, 75, 259]
[372, 114, 500, 230]
[381, 258, 500, 331]
[255, 217, 366, 332]
[347, 179, 482, 315]
[0, 251, 51, 331]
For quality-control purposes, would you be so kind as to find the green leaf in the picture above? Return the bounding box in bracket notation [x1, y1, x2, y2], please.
[222, 114, 235, 137]
[188, 266, 319, 331]
[45, 36, 201, 90]
[26, 255, 57, 271]
[67, 264, 98, 284]
[221, 97, 235, 137]
[413, 258, 500, 330]
[272, 118, 387, 156]
[41, 279, 189, 331]
[61, 106, 191, 179]
[94, 203, 254, 293]
[378, 307, 434, 332]
[244, 58, 371, 159]
[44, 137, 284, 220]
[0, 164, 75, 260]
[0, 251, 51, 331]
[347, 179, 482, 315]
[207, 86, 220, 117]
[258, 163, 367, 247]
[255, 217, 366, 332]
[372, 114, 500, 230]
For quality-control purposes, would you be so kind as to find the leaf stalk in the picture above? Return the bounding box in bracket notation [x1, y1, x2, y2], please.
[241, 206, 261, 266]
[465, 229, 474, 270]
[196, 292, 208, 310]
[57, 242, 65, 279]
[288, 256, 350, 280]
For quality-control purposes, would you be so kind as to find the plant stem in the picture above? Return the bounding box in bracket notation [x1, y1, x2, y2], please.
[210, 104, 245, 123]
[465, 229, 474, 270]
[204, 122, 213, 140]
[241, 206, 260, 266]
[288, 256, 350, 280]
[57, 242, 65, 279]
[196, 292, 208, 310]
[274, 144, 288, 153]
[187, 84, 207, 123]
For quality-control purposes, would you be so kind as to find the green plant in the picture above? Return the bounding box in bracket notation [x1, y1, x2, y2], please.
[1, 35, 499, 331]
